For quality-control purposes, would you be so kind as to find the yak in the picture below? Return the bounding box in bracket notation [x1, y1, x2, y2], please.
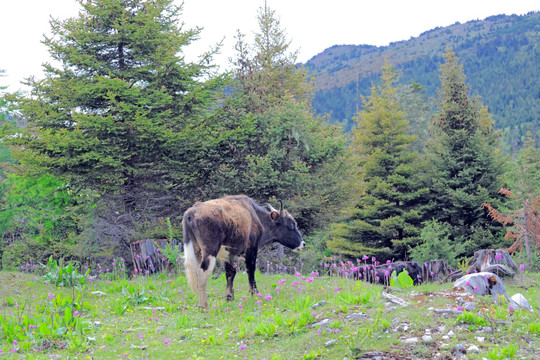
[182, 195, 305, 309]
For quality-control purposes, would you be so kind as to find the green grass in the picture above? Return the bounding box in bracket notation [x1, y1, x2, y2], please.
[1, 269, 539, 359]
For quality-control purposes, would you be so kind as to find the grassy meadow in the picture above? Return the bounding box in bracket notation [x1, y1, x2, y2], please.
[1, 258, 539, 360]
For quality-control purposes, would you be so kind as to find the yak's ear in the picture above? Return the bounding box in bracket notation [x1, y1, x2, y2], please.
[270, 210, 279, 220]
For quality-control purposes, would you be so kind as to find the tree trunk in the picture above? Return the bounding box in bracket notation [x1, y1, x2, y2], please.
[522, 200, 531, 259]
[130, 238, 180, 275]
[467, 249, 517, 277]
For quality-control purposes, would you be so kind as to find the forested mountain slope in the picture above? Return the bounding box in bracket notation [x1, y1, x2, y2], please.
[305, 12, 539, 151]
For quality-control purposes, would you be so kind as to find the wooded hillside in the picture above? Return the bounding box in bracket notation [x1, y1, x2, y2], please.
[306, 12, 540, 152]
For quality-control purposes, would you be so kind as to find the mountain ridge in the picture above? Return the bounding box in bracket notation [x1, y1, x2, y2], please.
[304, 12, 540, 150]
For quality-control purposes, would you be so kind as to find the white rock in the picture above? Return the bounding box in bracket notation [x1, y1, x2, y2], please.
[438, 325, 446, 332]
[442, 335, 450, 340]
[324, 339, 337, 347]
[475, 336, 485, 343]
[463, 302, 476, 311]
[510, 293, 533, 312]
[312, 319, 331, 328]
[422, 335, 433, 343]
[468, 345, 480, 354]
[447, 330, 455, 337]
[402, 337, 419, 344]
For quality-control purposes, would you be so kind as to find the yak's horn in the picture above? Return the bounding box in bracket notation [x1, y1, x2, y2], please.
[265, 203, 278, 213]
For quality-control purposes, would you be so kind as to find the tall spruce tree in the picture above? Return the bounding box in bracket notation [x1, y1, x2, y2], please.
[7, 0, 230, 214]
[426, 48, 505, 253]
[327, 63, 429, 261]
[223, 1, 352, 233]
[5, 0, 242, 255]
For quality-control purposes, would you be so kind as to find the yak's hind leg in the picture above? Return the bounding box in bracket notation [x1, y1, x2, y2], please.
[198, 253, 217, 309]
[224, 261, 236, 301]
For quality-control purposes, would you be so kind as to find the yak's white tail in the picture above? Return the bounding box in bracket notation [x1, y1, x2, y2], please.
[184, 240, 216, 309]
[184, 240, 199, 296]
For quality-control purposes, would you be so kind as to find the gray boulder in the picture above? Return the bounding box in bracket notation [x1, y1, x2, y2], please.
[453, 272, 518, 308]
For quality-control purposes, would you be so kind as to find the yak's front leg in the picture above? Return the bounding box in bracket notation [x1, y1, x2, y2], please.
[224, 261, 236, 301]
[245, 248, 259, 296]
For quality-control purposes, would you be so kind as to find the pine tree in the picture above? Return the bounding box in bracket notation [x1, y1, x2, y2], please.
[426, 48, 505, 253]
[6, 0, 230, 216]
[225, 1, 352, 233]
[327, 63, 429, 261]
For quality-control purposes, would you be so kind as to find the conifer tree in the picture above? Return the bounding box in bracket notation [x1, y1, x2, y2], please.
[426, 48, 505, 252]
[225, 1, 352, 233]
[327, 63, 429, 260]
[483, 133, 540, 262]
[7, 0, 231, 216]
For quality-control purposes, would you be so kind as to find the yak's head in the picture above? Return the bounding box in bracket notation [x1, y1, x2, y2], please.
[266, 200, 305, 251]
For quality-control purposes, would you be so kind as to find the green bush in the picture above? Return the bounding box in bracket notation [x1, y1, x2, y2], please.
[409, 220, 468, 267]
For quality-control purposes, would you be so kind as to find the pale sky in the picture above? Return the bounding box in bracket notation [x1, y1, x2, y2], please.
[1, 0, 538, 92]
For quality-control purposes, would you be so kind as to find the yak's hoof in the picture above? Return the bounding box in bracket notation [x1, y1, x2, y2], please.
[226, 294, 234, 302]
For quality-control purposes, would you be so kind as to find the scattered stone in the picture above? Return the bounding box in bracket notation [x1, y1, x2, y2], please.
[475, 336, 485, 343]
[396, 324, 410, 332]
[312, 319, 331, 328]
[441, 335, 450, 340]
[402, 337, 419, 344]
[425, 329, 431, 335]
[468, 345, 480, 354]
[463, 301, 476, 311]
[155, 326, 165, 333]
[356, 351, 414, 360]
[447, 330, 455, 337]
[510, 293, 533, 312]
[438, 325, 446, 332]
[324, 339, 337, 347]
[312, 300, 329, 309]
[346, 313, 369, 320]
[431, 308, 462, 315]
[93, 321, 102, 327]
[91, 291, 107, 296]
[452, 344, 467, 357]
[421, 335, 433, 343]
[481, 326, 493, 334]
[382, 292, 410, 307]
